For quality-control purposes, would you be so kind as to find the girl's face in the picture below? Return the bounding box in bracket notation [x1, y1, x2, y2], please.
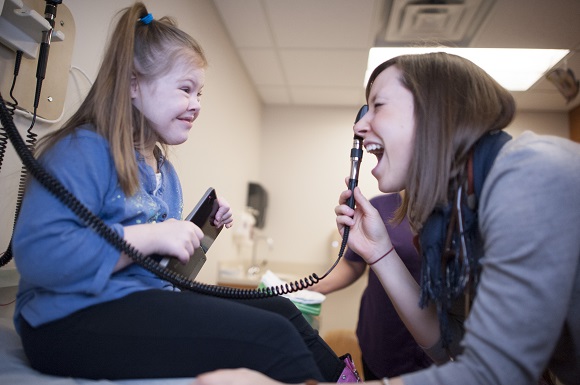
[131, 60, 205, 147]
[354, 65, 415, 193]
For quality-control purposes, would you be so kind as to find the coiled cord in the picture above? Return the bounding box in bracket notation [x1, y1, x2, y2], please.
[9, 51, 23, 109]
[0, 94, 346, 298]
[0, 50, 23, 173]
[0, 51, 24, 267]
[0, 119, 7, 173]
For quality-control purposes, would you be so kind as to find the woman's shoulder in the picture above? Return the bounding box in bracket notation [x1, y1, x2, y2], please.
[481, 131, 580, 211]
[502, 131, 579, 158]
[496, 131, 580, 176]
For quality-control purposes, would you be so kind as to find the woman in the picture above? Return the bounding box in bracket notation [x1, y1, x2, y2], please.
[197, 53, 580, 385]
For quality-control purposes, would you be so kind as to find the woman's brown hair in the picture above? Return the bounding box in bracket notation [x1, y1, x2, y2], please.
[36, 2, 207, 196]
[366, 52, 515, 231]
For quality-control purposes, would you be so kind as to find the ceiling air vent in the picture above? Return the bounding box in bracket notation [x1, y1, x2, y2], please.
[382, 0, 496, 45]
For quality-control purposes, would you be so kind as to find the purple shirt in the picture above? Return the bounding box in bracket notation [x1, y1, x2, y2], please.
[345, 193, 432, 378]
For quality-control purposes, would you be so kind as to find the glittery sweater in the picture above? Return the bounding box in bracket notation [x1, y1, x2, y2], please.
[12, 126, 183, 333]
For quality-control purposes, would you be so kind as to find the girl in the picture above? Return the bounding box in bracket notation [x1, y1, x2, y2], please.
[197, 53, 580, 385]
[12, 3, 347, 383]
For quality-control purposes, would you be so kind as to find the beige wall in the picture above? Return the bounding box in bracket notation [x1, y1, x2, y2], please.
[507, 110, 570, 138]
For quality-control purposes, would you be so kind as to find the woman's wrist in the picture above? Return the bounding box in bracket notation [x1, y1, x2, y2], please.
[368, 245, 395, 265]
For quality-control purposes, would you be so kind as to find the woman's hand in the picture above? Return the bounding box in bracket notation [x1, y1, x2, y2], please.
[214, 197, 234, 229]
[335, 187, 393, 264]
[196, 368, 285, 385]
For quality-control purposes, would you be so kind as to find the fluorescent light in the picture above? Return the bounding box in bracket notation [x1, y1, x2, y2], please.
[366, 47, 570, 91]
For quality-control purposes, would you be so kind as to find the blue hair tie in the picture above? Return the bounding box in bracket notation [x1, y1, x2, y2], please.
[140, 13, 153, 25]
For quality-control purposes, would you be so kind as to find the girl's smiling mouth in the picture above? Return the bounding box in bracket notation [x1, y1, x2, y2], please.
[179, 115, 194, 123]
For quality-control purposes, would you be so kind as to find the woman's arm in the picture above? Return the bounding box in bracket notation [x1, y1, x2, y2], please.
[309, 257, 366, 294]
[369, 247, 440, 349]
[335, 187, 441, 350]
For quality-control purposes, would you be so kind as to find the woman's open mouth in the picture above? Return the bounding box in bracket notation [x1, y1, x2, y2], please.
[365, 143, 384, 162]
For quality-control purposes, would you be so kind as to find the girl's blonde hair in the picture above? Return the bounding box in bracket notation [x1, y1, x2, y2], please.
[365, 52, 515, 232]
[37, 2, 207, 196]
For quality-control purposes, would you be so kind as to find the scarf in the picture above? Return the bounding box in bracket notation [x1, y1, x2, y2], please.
[417, 130, 512, 351]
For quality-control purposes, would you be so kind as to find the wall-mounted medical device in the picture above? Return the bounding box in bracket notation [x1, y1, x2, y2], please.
[0, 0, 75, 120]
[0, 0, 64, 58]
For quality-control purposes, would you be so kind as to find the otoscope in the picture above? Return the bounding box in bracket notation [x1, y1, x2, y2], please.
[337, 104, 368, 257]
[346, 105, 368, 209]
[34, 1, 62, 116]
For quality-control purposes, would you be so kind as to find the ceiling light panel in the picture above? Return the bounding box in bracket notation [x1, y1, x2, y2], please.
[366, 47, 570, 91]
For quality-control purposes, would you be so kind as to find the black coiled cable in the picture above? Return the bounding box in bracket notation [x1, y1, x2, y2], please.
[0, 94, 344, 298]
[9, 51, 23, 110]
[0, 118, 7, 173]
[0, 51, 24, 267]
[0, 108, 38, 268]
[12, 121, 38, 224]
[0, 50, 23, 173]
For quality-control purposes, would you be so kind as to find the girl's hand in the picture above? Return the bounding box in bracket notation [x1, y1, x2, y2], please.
[196, 368, 285, 385]
[122, 219, 204, 266]
[152, 219, 205, 263]
[335, 187, 393, 263]
[214, 197, 234, 228]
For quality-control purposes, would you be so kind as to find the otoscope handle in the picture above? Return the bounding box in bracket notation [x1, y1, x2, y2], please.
[337, 105, 368, 259]
[347, 134, 364, 209]
[346, 178, 357, 209]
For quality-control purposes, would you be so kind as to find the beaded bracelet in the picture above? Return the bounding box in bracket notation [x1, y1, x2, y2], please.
[368, 246, 394, 266]
[382, 378, 391, 385]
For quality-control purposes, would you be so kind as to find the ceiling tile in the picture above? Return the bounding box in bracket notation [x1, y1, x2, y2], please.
[279, 49, 369, 87]
[213, 0, 273, 47]
[471, 0, 580, 48]
[265, 0, 378, 48]
[239, 49, 286, 85]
